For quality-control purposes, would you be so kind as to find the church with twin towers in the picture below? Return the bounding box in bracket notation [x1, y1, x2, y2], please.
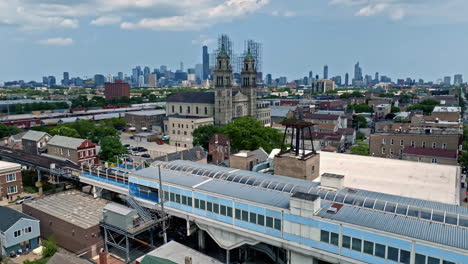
[165, 45, 271, 148]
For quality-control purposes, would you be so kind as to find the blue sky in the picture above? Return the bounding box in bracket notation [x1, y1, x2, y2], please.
[1, 0, 467, 83]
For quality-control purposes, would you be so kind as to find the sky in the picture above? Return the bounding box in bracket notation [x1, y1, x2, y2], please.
[1, 0, 468, 83]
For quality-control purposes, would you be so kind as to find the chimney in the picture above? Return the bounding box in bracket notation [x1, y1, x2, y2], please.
[185, 256, 193, 264]
[99, 249, 107, 264]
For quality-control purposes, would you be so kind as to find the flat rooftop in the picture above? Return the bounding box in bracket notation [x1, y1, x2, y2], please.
[25, 191, 108, 229]
[318, 151, 460, 205]
[0, 160, 21, 172]
[136, 241, 222, 264]
[126, 110, 166, 116]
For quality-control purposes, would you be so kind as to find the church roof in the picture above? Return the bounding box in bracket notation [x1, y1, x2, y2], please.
[244, 48, 254, 61]
[166, 92, 214, 104]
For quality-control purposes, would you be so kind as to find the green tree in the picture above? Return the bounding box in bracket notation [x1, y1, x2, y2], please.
[0, 123, 21, 138]
[42, 236, 57, 258]
[347, 104, 373, 113]
[406, 99, 439, 114]
[99, 136, 128, 162]
[49, 126, 80, 138]
[340, 91, 364, 99]
[350, 140, 369, 156]
[353, 115, 368, 129]
[221, 117, 283, 153]
[391, 106, 400, 113]
[192, 125, 222, 149]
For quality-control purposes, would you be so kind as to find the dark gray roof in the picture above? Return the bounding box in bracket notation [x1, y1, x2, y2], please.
[166, 92, 214, 104]
[292, 192, 319, 201]
[47, 135, 86, 149]
[0, 206, 37, 232]
[47, 252, 92, 264]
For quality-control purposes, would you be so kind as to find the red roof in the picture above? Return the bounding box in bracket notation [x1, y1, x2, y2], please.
[403, 147, 458, 159]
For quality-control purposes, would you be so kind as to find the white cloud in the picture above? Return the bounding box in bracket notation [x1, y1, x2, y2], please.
[272, 10, 297, 17]
[355, 3, 389, 17]
[121, 0, 269, 31]
[38, 37, 73, 46]
[91, 15, 121, 26]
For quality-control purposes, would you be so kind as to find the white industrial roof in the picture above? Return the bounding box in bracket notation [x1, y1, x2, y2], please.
[318, 151, 460, 205]
[136, 241, 222, 264]
[433, 106, 461, 113]
[0, 161, 21, 172]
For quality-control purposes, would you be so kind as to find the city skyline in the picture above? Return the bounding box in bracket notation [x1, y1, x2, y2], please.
[1, 0, 468, 82]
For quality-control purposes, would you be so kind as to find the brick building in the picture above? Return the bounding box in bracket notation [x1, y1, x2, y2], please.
[402, 147, 458, 165]
[22, 130, 51, 155]
[208, 134, 230, 165]
[104, 80, 130, 101]
[23, 191, 109, 258]
[0, 161, 22, 201]
[125, 110, 166, 132]
[46, 135, 99, 165]
[369, 133, 460, 159]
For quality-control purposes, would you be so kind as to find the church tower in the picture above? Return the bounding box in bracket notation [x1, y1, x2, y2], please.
[214, 44, 233, 125]
[240, 48, 257, 117]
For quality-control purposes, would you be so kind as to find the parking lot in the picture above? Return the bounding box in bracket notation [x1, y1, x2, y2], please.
[119, 133, 187, 163]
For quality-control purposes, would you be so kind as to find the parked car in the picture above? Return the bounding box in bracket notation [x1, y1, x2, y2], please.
[131, 147, 139, 151]
[136, 147, 148, 152]
[123, 144, 130, 148]
[161, 135, 170, 141]
[16, 196, 35, 204]
[124, 157, 133, 162]
[141, 154, 151, 158]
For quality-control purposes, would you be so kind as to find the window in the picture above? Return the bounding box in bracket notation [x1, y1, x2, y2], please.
[391, 139, 394, 145]
[375, 243, 386, 258]
[213, 203, 219, 214]
[7, 185, 17, 195]
[400, 140, 404, 146]
[249, 212, 257, 224]
[207, 202, 213, 212]
[6, 173, 16, 182]
[382, 147, 386, 154]
[411, 140, 415, 147]
[195, 199, 200, 209]
[330, 232, 339, 246]
[422, 141, 426, 148]
[266, 216, 274, 228]
[220, 205, 227, 216]
[199, 200, 206, 210]
[164, 191, 169, 201]
[175, 194, 181, 203]
[320, 230, 330, 243]
[179, 106, 182, 113]
[432, 142, 436, 148]
[274, 219, 281, 230]
[242, 210, 249, 222]
[443, 261, 456, 264]
[442, 143, 447, 149]
[415, 254, 426, 264]
[24, 227, 32, 234]
[235, 209, 241, 220]
[170, 193, 175, 202]
[351, 238, 362, 252]
[257, 214, 264, 226]
[67, 149, 70, 156]
[363, 241, 374, 255]
[400, 250, 410, 264]
[428, 257, 440, 264]
[431, 158, 438, 164]
[390, 148, 394, 155]
[387, 247, 399, 262]
[182, 196, 187, 205]
[196, 107, 199, 114]
[227, 207, 233, 217]
[187, 197, 192, 206]
[205, 107, 208, 115]
[382, 138, 386, 144]
[342, 236, 351, 249]
[187, 106, 191, 114]
[14, 230, 21, 237]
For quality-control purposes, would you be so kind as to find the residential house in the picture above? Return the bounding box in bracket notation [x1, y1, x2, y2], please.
[208, 134, 230, 166]
[402, 147, 458, 165]
[4, 131, 26, 149]
[0, 206, 40, 256]
[230, 148, 269, 171]
[22, 130, 51, 155]
[46, 135, 99, 165]
[0, 161, 22, 202]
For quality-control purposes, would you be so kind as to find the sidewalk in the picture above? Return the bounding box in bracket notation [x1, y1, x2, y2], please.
[0, 192, 40, 207]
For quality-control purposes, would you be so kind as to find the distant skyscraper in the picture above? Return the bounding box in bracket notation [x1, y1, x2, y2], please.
[265, 74, 272, 86]
[195, 64, 203, 82]
[353, 62, 363, 86]
[308, 71, 313, 80]
[323, 65, 328, 80]
[138, 75, 145, 87]
[375, 72, 379, 83]
[62, 72, 70, 86]
[454, 74, 463, 85]
[42, 76, 48, 85]
[345, 73, 349, 86]
[180, 61, 184, 72]
[144, 66, 150, 76]
[94, 74, 105, 87]
[160, 65, 167, 74]
[202, 46, 209, 80]
[48, 76, 56, 86]
[148, 74, 157, 87]
[117, 72, 124, 81]
[443, 76, 451, 86]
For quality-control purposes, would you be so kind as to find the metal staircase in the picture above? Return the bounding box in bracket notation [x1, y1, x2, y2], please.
[122, 196, 154, 222]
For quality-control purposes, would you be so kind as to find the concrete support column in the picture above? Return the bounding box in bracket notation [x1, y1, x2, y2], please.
[36, 170, 43, 195]
[198, 230, 205, 251]
[226, 249, 230, 264]
[92, 186, 102, 198]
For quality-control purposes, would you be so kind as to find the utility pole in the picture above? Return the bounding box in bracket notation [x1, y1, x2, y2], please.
[157, 164, 168, 244]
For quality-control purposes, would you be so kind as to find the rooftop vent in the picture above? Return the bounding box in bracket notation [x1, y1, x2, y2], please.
[321, 173, 344, 190]
[327, 203, 343, 214]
